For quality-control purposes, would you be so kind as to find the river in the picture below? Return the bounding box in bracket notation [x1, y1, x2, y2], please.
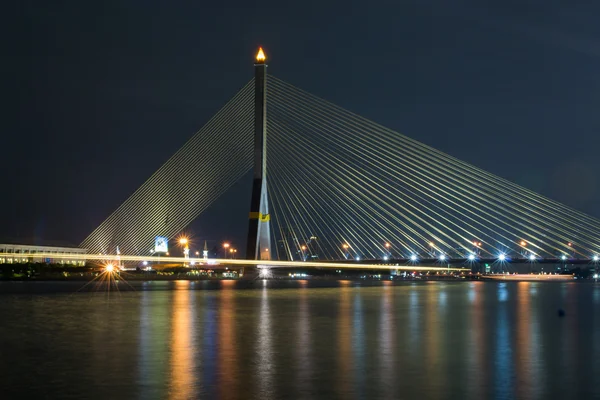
[0, 280, 598, 399]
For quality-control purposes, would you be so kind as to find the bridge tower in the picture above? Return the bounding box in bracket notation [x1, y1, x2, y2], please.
[245, 47, 272, 260]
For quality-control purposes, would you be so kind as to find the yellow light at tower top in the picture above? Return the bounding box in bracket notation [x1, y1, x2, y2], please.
[256, 47, 266, 62]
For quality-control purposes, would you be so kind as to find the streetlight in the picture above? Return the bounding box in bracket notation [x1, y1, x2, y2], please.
[384, 242, 392, 258]
[520, 240, 527, 247]
[179, 237, 190, 265]
[223, 242, 230, 259]
[300, 245, 307, 261]
[342, 243, 350, 259]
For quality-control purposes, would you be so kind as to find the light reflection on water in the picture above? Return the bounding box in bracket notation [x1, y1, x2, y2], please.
[1, 281, 600, 400]
[169, 281, 196, 399]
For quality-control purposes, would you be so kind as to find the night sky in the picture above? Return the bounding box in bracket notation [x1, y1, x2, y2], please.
[2, 1, 599, 250]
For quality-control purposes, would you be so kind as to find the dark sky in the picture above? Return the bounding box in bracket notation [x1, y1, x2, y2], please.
[2, 0, 600, 249]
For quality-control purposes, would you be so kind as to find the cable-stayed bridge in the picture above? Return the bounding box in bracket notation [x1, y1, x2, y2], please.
[80, 49, 600, 269]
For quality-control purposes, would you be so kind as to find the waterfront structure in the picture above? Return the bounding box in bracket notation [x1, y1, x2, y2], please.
[245, 47, 271, 261]
[0, 244, 87, 265]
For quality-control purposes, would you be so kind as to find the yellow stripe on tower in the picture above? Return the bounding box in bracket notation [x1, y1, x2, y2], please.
[259, 213, 270, 222]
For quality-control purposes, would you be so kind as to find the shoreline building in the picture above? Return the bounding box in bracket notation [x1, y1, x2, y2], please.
[0, 244, 87, 266]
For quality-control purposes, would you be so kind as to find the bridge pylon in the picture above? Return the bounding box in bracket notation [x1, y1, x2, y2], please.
[245, 47, 271, 260]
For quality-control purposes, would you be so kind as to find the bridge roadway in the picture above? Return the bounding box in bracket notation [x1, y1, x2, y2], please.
[359, 257, 598, 265]
[5, 252, 598, 270]
[3, 252, 466, 271]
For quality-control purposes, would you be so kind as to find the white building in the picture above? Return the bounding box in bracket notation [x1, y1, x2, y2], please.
[0, 244, 87, 266]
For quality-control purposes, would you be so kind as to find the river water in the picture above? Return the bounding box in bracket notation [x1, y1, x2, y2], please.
[0, 280, 599, 400]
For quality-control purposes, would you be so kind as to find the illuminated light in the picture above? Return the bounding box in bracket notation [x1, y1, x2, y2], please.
[342, 244, 349, 249]
[593, 255, 599, 262]
[498, 254, 506, 261]
[429, 242, 435, 247]
[383, 256, 389, 261]
[594, 274, 599, 279]
[142, 261, 148, 266]
[410, 254, 418, 262]
[256, 47, 266, 62]
[385, 242, 391, 248]
[468, 254, 476, 261]
[301, 245, 307, 250]
[520, 240, 527, 247]
[561, 255, 567, 261]
[529, 254, 536, 261]
[355, 257, 360, 261]
[258, 267, 272, 279]
[568, 242, 573, 247]
[439, 254, 446, 261]
[179, 238, 188, 245]
[105, 264, 114, 272]
[223, 242, 230, 249]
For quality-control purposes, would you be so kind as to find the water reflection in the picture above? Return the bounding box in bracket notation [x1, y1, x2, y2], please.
[494, 283, 513, 399]
[169, 281, 197, 400]
[218, 280, 238, 399]
[408, 284, 420, 358]
[352, 290, 365, 398]
[467, 282, 485, 400]
[560, 282, 577, 398]
[3, 281, 600, 400]
[424, 284, 443, 399]
[256, 285, 274, 398]
[516, 282, 531, 398]
[338, 285, 352, 396]
[378, 283, 395, 397]
[295, 285, 312, 397]
[202, 291, 218, 398]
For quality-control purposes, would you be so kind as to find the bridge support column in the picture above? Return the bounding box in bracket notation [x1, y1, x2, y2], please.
[246, 48, 272, 261]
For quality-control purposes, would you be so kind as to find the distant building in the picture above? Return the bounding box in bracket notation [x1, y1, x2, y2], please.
[0, 244, 87, 266]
